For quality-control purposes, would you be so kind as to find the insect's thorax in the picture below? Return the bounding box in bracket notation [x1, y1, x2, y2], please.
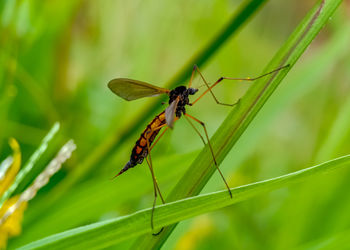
[168, 86, 198, 117]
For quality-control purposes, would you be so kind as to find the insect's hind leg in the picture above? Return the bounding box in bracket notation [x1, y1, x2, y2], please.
[145, 157, 164, 236]
[187, 64, 197, 88]
[184, 115, 206, 145]
[146, 124, 168, 203]
[145, 126, 168, 235]
[185, 113, 232, 198]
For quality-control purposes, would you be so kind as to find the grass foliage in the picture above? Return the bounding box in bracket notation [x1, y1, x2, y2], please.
[1, 0, 349, 249]
[19, 154, 350, 249]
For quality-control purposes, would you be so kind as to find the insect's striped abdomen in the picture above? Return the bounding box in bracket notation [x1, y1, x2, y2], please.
[133, 111, 166, 160]
[115, 111, 166, 177]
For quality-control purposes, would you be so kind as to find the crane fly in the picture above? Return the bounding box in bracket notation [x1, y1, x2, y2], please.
[108, 64, 289, 235]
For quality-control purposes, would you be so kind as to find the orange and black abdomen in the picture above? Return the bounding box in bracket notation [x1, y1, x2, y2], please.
[132, 111, 166, 163]
[116, 111, 166, 176]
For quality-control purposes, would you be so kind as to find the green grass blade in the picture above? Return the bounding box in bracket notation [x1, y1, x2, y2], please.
[0, 122, 60, 208]
[10, 152, 196, 248]
[18, 154, 350, 250]
[132, 0, 343, 248]
[47, 0, 268, 201]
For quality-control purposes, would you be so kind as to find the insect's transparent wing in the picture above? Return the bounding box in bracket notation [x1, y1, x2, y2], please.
[108, 78, 169, 101]
[165, 97, 179, 129]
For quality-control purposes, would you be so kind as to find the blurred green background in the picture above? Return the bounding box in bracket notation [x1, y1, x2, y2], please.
[1, 0, 350, 249]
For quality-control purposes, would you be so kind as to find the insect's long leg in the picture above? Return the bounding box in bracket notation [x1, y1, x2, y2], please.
[145, 157, 160, 232]
[188, 65, 197, 88]
[191, 65, 234, 107]
[145, 142, 164, 235]
[184, 115, 206, 145]
[144, 118, 178, 235]
[191, 65, 289, 106]
[145, 129, 166, 203]
[185, 113, 232, 198]
[145, 155, 165, 205]
[144, 125, 169, 235]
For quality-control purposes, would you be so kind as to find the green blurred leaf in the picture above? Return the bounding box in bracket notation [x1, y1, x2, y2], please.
[297, 229, 350, 250]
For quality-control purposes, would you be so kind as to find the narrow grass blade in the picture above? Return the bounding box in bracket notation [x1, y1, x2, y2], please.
[132, 0, 343, 248]
[0, 122, 60, 208]
[18, 154, 350, 250]
[0, 140, 76, 227]
[225, 19, 350, 174]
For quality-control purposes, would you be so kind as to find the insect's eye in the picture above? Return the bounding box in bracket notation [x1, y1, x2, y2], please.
[188, 88, 198, 95]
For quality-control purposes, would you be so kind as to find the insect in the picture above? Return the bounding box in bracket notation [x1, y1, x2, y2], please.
[108, 64, 289, 235]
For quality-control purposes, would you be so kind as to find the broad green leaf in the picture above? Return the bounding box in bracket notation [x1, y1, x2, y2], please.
[18, 154, 350, 250]
[11, 151, 197, 247]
